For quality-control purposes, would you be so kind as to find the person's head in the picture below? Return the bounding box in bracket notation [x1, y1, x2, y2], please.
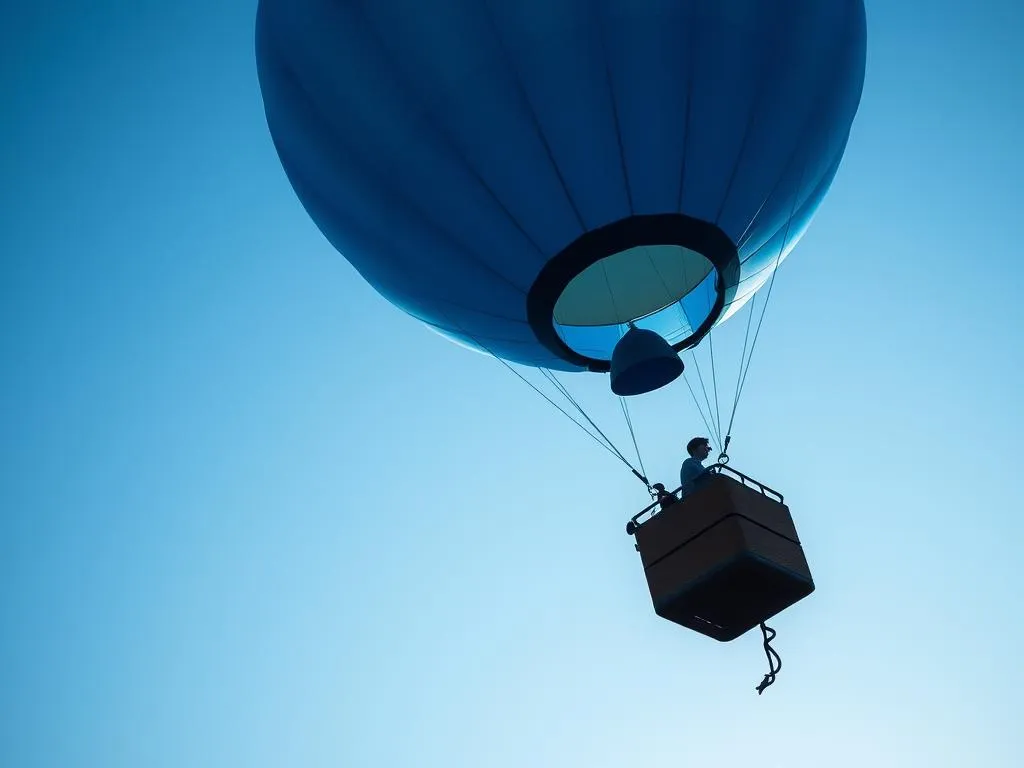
[686, 437, 712, 460]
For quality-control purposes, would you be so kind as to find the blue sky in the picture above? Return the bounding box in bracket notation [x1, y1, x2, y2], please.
[2, 1, 1022, 766]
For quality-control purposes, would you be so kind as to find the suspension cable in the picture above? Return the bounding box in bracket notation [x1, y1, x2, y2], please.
[722, 200, 800, 449]
[541, 369, 656, 485]
[428, 312, 648, 483]
[707, 328, 723, 443]
[495, 356, 640, 473]
[726, 267, 779, 438]
[713, 155, 809, 458]
[726, 287, 759, 439]
[539, 369, 635, 466]
[619, 396, 648, 485]
[681, 371, 721, 454]
[685, 347, 721, 449]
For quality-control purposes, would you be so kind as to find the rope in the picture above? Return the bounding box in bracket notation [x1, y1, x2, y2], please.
[723, 267, 780, 445]
[540, 371, 629, 463]
[682, 372, 721, 454]
[721, 160, 807, 450]
[755, 621, 782, 695]
[725, 289, 759, 442]
[493, 357, 637, 470]
[707, 328, 723, 443]
[429, 310, 646, 482]
[619, 396, 648, 485]
[538, 368, 649, 484]
[686, 347, 721, 449]
[704, 273, 723, 443]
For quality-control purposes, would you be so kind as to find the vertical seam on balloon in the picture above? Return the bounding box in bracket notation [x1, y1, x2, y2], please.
[736, 132, 845, 263]
[721, 137, 846, 320]
[275, 57, 534, 305]
[348, 0, 549, 277]
[737, 146, 846, 269]
[734, 1, 859, 255]
[675, 0, 700, 212]
[480, 0, 589, 234]
[591, 3, 629, 323]
[277, 140, 534, 326]
[723, 152, 811, 432]
[595, 5, 635, 216]
[720, 141, 845, 329]
[713, 2, 790, 228]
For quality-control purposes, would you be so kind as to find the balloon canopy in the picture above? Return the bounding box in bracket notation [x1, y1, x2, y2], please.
[256, 0, 866, 374]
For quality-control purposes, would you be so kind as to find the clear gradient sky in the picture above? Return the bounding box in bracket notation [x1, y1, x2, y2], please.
[2, 1, 1023, 767]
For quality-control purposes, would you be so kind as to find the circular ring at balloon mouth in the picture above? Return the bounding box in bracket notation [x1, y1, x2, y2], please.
[526, 214, 741, 372]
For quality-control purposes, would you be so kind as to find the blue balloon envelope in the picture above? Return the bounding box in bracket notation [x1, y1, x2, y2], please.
[256, 0, 866, 379]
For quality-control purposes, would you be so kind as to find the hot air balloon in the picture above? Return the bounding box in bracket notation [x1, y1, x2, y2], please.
[255, 0, 867, 691]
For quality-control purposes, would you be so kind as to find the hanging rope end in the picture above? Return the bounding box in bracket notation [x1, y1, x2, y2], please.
[754, 621, 782, 696]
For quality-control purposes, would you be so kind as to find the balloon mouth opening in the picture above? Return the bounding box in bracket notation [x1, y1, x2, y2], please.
[552, 246, 719, 363]
[525, 213, 740, 373]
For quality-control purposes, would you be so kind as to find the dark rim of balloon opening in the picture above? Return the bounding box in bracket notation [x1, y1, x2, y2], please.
[525, 213, 741, 372]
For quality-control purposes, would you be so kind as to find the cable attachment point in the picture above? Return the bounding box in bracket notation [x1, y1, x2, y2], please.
[631, 468, 651, 489]
[717, 435, 732, 465]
